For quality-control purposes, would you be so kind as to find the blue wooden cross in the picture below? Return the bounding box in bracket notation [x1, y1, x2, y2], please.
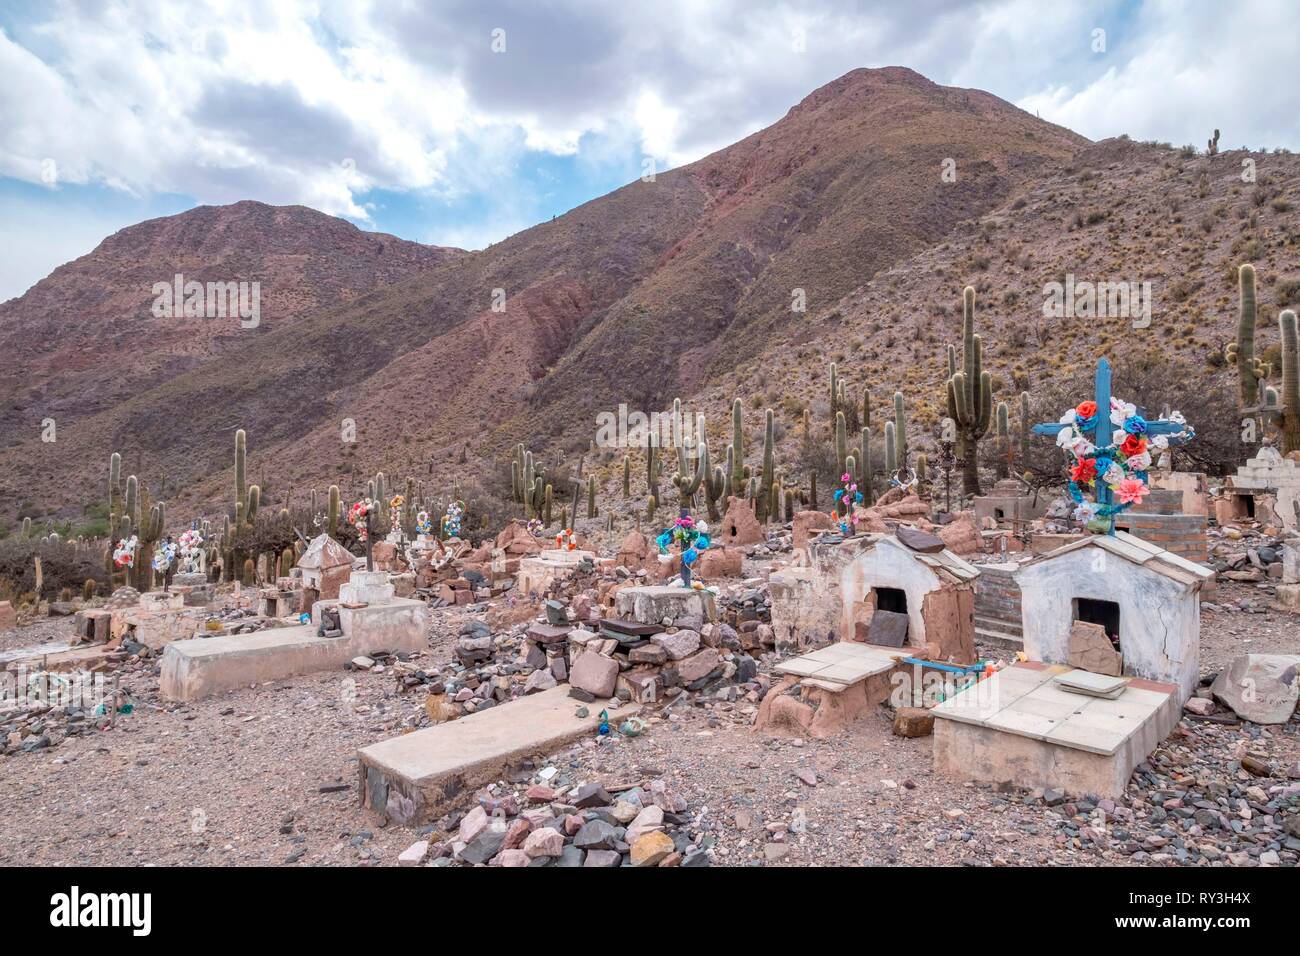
[1030, 357, 1191, 534]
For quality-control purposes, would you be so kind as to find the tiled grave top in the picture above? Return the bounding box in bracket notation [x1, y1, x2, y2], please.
[931, 661, 1177, 756]
[774, 641, 902, 688]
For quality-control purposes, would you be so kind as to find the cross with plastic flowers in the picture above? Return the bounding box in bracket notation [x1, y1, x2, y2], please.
[1030, 357, 1194, 534]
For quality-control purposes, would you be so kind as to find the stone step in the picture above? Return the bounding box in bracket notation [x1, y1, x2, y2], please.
[357, 685, 639, 825]
[974, 614, 1023, 636]
[974, 625, 1024, 652]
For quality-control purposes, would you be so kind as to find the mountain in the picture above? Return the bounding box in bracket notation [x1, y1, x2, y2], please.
[4, 66, 1298, 532]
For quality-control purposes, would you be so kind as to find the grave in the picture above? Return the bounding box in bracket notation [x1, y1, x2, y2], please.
[1148, 469, 1210, 517]
[1216, 444, 1300, 529]
[1275, 543, 1300, 612]
[1113, 487, 1209, 562]
[159, 569, 426, 702]
[769, 530, 980, 662]
[1015, 531, 1212, 703]
[356, 685, 640, 825]
[297, 533, 355, 603]
[613, 584, 718, 625]
[932, 661, 1181, 798]
[972, 477, 1047, 527]
[515, 548, 597, 596]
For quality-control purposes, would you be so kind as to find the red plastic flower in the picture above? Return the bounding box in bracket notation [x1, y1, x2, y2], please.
[1120, 434, 1146, 457]
[1071, 458, 1097, 483]
[1076, 400, 1097, 419]
[1116, 477, 1149, 505]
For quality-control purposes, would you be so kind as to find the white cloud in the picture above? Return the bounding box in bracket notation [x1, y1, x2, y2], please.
[0, 0, 1296, 301]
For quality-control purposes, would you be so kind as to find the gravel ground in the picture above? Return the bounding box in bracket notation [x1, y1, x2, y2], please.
[0, 579, 1295, 867]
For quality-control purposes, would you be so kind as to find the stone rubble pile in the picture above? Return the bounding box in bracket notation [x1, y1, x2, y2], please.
[397, 771, 712, 867]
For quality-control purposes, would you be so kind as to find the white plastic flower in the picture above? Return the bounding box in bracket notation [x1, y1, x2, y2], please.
[1110, 398, 1135, 426]
[1056, 426, 1074, 449]
[1112, 428, 1127, 446]
[695, 520, 709, 534]
[1069, 436, 1095, 457]
[1072, 501, 1100, 522]
[1059, 410, 1077, 425]
[1150, 434, 1169, 450]
[1126, 450, 1152, 471]
[1102, 462, 1125, 486]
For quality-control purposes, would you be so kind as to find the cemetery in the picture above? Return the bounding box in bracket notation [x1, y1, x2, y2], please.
[3, 301, 1298, 870]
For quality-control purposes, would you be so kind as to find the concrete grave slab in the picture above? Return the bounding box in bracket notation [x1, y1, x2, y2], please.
[357, 686, 639, 824]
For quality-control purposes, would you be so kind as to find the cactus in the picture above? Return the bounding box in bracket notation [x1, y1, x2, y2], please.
[758, 409, 776, 522]
[810, 471, 818, 510]
[622, 455, 630, 497]
[1226, 264, 1269, 410]
[647, 494, 657, 522]
[83, 578, 96, 601]
[543, 484, 553, 526]
[587, 476, 597, 519]
[646, 444, 662, 503]
[892, 391, 908, 474]
[1019, 391, 1030, 474]
[916, 453, 929, 485]
[328, 485, 340, 535]
[729, 399, 745, 493]
[829, 362, 840, 420]
[995, 401, 1010, 479]
[1278, 309, 1300, 454]
[945, 285, 994, 496]
[108, 452, 122, 523]
[859, 427, 875, 505]
[834, 411, 847, 475]
[241, 558, 255, 586]
[1207, 128, 1220, 156]
[21, 516, 31, 538]
[884, 422, 897, 476]
[235, 428, 247, 518]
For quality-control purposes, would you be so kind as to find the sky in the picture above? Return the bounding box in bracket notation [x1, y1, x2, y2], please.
[1, 0, 1298, 303]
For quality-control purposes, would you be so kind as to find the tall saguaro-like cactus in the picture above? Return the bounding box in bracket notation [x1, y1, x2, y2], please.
[1277, 309, 1300, 454]
[1226, 264, 1269, 411]
[945, 286, 993, 496]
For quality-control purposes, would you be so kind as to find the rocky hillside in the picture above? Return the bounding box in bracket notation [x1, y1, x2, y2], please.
[5, 66, 1300, 532]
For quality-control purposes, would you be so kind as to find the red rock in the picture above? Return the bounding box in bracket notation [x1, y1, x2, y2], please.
[525, 785, 558, 803]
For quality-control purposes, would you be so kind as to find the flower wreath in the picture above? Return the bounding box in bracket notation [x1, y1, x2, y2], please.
[555, 527, 577, 551]
[526, 518, 544, 537]
[831, 472, 863, 533]
[152, 539, 178, 573]
[1054, 397, 1193, 529]
[388, 494, 405, 533]
[347, 498, 376, 541]
[112, 535, 138, 570]
[655, 513, 710, 567]
[177, 528, 203, 556]
[415, 510, 433, 536]
[442, 500, 465, 538]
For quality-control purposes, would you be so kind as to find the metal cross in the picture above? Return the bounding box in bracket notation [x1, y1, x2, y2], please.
[1030, 357, 1190, 533]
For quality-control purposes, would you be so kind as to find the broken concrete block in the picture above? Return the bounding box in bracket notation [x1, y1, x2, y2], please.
[569, 652, 619, 698]
[1210, 654, 1299, 724]
[1067, 620, 1122, 677]
[867, 609, 908, 647]
[892, 707, 935, 737]
[651, 629, 700, 660]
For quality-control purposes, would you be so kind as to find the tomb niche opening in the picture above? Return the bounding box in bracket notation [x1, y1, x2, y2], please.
[1073, 597, 1121, 649]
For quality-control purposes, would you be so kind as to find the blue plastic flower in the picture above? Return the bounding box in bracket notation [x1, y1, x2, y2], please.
[682, 548, 698, 565]
[854, 492, 863, 503]
[1123, 414, 1147, 435]
[833, 489, 844, 502]
[695, 534, 710, 550]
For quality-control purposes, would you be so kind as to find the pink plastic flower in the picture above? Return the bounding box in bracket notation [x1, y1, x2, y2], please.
[1115, 477, 1148, 505]
[841, 473, 851, 482]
